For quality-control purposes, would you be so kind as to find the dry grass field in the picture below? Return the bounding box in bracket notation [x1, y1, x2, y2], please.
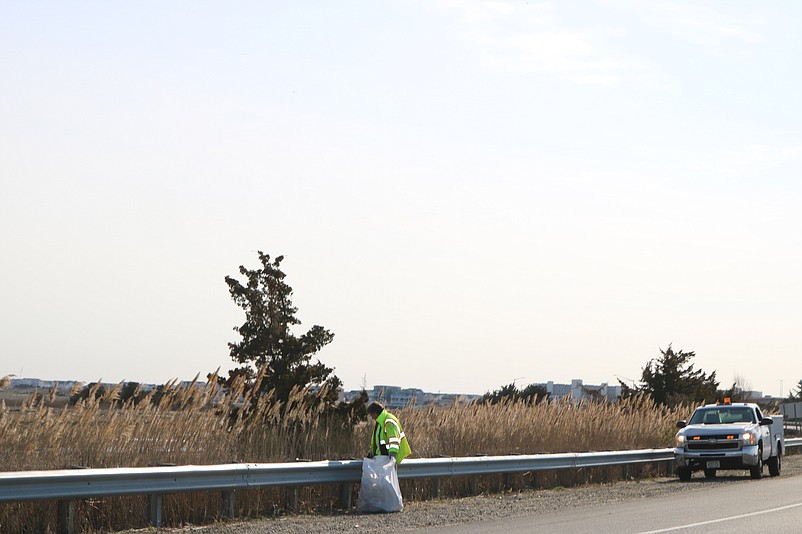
[0, 374, 684, 533]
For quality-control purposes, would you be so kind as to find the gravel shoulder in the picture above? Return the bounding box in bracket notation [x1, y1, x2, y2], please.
[123, 454, 802, 534]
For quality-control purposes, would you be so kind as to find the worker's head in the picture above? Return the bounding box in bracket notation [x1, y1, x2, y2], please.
[367, 401, 385, 420]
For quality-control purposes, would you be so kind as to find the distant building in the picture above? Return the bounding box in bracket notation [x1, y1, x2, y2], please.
[8, 378, 171, 395]
[370, 385, 424, 409]
[538, 379, 621, 403]
[341, 385, 480, 408]
[10, 378, 81, 392]
[735, 389, 764, 401]
[342, 379, 622, 408]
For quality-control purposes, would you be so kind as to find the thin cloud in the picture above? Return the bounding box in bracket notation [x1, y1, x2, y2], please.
[426, 0, 663, 86]
[713, 142, 802, 175]
[480, 30, 648, 86]
[601, 0, 763, 55]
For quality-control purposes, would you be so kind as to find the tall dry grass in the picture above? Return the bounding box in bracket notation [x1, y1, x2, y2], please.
[406, 394, 680, 457]
[0, 376, 685, 533]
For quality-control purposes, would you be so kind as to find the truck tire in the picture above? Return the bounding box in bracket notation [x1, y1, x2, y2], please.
[768, 453, 781, 477]
[750, 446, 764, 479]
[677, 466, 692, 481]
[703, 468, 716, 479]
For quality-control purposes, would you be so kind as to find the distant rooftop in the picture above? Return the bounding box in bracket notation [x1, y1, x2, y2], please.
[342, 378, 626, 409]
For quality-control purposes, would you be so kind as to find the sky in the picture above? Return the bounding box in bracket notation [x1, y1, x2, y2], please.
[1, 1, 800, 398]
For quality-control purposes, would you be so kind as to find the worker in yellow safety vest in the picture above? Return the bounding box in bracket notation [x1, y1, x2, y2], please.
[367, 401, 411, 464]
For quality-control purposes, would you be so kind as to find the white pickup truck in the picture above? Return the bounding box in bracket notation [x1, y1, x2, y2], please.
[673, 401, 784, 480]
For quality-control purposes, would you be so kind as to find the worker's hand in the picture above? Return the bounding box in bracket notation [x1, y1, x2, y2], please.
[367, 451, 374, 459]
[389, 453, 397, 463]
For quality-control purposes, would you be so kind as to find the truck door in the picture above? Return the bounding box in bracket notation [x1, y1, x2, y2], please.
[755, 407, 770, 459]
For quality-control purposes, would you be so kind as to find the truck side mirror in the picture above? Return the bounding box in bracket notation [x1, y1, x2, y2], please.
[676, 420, 686, 428]
[760, 417, 773, 426]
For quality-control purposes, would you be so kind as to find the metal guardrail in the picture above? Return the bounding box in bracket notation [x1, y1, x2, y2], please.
[2, 440, 801, 503]
[0, 439, 799, 532]
[399, 448, 673, 479]
[0, 448, 674, 503]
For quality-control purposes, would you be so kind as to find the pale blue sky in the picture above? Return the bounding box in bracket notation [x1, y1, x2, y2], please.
[1, 1, 800, 396]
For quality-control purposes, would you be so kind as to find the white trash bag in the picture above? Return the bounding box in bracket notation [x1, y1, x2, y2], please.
[356, 455, 403, 513]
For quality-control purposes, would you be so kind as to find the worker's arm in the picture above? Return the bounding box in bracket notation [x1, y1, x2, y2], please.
[384, 419, 402, 459]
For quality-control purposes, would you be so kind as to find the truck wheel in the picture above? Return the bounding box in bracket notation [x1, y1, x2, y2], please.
[677, 467, 691, 481]
[704, 468, 716, 479]
[768, 454, 781, 477]
[750, 447, 764, 479]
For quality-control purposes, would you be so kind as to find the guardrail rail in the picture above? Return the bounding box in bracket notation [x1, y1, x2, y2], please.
[2, 438, 800, 534]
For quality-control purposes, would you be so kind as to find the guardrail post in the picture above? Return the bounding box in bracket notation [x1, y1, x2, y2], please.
[654, 461, 661, 477]
[285, 487, 299, 513]
[221, 490, 235, 519]
[502, 473, 511, 491]
[57, 499, 76, 534]
[432, 477, 441, 498]
[147, 494, 163, 527]
[56, 464, 87, 534]
[469, 476, 479, 495]
[338, 483, 352, 509]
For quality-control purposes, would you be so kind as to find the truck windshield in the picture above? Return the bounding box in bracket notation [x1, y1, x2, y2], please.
[689, 407, 755, 424]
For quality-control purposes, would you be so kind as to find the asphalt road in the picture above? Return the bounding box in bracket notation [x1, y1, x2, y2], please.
[409, 471, 802, 534]
[159, 454, 802, 534]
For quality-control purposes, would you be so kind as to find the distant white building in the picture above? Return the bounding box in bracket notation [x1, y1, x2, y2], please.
[734, 389, 764, 401]
[341, 385, 480, 408]
[341, 379, 620, 408]
[539, 379, 621, 403]
[8, 378, 168, 394]
[10, 378, 81, 392]
[370, 385, 425, 409]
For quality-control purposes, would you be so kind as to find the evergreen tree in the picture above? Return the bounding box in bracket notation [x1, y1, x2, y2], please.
[620, 344, 718, 407]
[788, 379, 802, 401]
[224, 251, 341, 406]
[69, 382, 107, 405]
[480, 382, 549, 404]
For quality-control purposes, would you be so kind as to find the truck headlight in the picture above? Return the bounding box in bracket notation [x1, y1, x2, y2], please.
[742, 432, 757, 446]
[675, 434, 686, 447]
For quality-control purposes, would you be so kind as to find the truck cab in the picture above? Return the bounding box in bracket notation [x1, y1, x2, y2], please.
[673, 400, 784, 480]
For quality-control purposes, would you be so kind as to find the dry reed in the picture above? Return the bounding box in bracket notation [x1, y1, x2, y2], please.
[0, 378, 684, 533]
